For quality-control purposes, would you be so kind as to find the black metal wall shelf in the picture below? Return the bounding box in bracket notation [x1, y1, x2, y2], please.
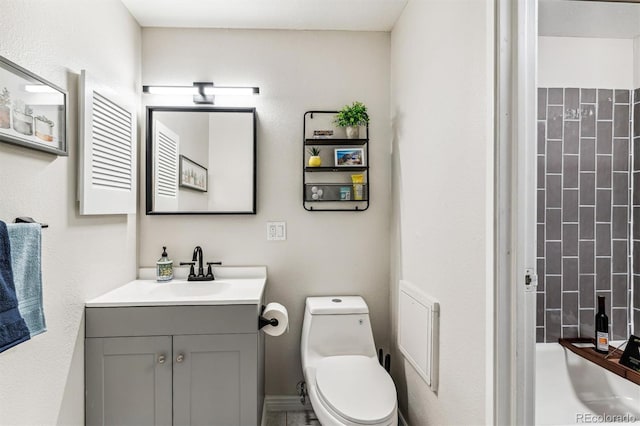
[303, 111, 369, 212]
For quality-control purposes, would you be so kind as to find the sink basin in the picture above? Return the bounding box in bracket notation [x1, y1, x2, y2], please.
[86, 266, 267, 307]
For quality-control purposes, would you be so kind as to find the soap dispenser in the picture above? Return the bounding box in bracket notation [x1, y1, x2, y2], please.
[156, 246, 173, 282]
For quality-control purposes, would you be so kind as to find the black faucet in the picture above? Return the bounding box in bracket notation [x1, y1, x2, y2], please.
[179, 246, 221, 281]
[192, 246, 204, 277]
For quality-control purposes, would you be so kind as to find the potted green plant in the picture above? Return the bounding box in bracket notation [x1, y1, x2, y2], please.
[307, 146, 322, 167]
[334, 101, 370, 139]
[0, 88, 10, 129]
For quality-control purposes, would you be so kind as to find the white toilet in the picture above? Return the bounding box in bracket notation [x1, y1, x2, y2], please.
[301, 296, 398, 426]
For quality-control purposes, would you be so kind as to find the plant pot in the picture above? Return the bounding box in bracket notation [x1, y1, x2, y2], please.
[345, 126, 359, 139]
[35, 117, 54, 142]
[12, 110, 33, 136]
[308, 156, 322, 167]
[0, 105, 9, 129]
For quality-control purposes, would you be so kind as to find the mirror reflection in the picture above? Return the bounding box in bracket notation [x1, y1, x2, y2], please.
[146, 107, 256, 214]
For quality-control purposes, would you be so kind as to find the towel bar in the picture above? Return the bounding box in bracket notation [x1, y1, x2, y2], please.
[14, 217, 48, 228]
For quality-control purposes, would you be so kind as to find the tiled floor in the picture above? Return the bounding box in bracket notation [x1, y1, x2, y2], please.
[265, 410, 321, 426]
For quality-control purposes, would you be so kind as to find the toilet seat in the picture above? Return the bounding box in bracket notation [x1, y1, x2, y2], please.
[315, 355, 396, 425]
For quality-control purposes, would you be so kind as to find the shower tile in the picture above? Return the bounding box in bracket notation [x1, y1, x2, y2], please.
[579, 206, 595, 239]
[562, 225, 578, 257]
[595, 189, 611, 222]
[579, 173, 595, 205]
[635, 311, 640, 336]
[597, 89, 613, 120]
[613, 139, 629, 171]
[546, 242, 562, 274]
[538, 88, 547, 120]
[547, 141, 562, 173]
[564, 155, 579, 188]
[564, 121, 579, 154]
[579, 275, 595, 308]
[562, 326, 579, 339]
[546, 209, 561, 240]
[537, 189, 546, 222]
[612, 275, 628, 308]
[612, 207, 628, 239]
[545, 310, 562, 342]
[563, 257, 579, 291]
[545, 275, 562, 309]
[548, 88, 563, 105]
[595, 224, 611, 256]
[614, 89, 629, 104]
[634, 172, 640, 206]
[538, 122, 546, 154]
[596, 258, 611, 290]
[614, 105, 630, 138]
[547, 175, 562, 208]
[581, 89, 596, 104]
[579, 138, 596, 171]
[634, 207, 640, 239]
[611, 241, 627, 273]
[611, 308, 627, 341]
[634, 276, 640, 309]
[635, 242, 640, 272]
[548, 106, 564, 139]
[596, 155, 612, 188]
[563, 189, 578, 222]
[635, 88, 640, 104]
[562, 292, 579, 326]
[537, 156, 545, 189]
[579, 309, 595, 338]
[537, 292, 545, 326]
[612, 172, 628, 205]
[537, 224, 544, 257]
[581, 104, 596, 137]
[579, 241, 595, 275]
[537, 258, 545, 291]
[635, 104, 640, 137]
[536, 327, 545, 343]
[634, 138, 640, 170]
[596, 121, 612, 154]
[566, 88, 580, 111]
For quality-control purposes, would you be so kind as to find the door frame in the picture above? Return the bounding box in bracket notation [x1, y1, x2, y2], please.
[494, 0, 537, 424]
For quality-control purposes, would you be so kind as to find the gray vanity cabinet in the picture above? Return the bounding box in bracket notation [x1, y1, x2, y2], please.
[85, 305, 264, 426]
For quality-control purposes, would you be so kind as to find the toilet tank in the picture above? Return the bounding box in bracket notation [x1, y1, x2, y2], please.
[301, 297, 377, 365]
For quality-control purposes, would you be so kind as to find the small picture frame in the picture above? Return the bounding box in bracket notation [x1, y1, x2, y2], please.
[179, 155, 208, 192]
[0, 55, 67, 156]
[334, 148, 365, 166]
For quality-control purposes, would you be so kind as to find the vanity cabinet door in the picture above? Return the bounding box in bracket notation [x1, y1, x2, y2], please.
[173, 334, 258, 426]
[86, 336, 173, 426]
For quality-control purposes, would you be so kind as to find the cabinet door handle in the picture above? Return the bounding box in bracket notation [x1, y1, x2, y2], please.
[157, 354, 166, 364]
[176, 353, 185, 363]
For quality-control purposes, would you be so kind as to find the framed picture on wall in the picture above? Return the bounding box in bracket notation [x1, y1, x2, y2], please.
[0, 55, 67, 156]
[334, 148, 365, 166]
[179, 155, 208, 192]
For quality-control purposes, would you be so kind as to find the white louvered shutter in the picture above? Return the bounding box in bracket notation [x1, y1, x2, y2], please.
[79, 70, 137, 215]
[153, 120, 179, 211]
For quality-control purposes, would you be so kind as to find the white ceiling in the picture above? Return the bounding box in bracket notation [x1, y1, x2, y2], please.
[120, 0, 408, 31]
[539, 0, 640, 39]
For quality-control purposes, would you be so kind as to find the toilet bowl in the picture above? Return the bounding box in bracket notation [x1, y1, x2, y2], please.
[301, 296, 398, 426]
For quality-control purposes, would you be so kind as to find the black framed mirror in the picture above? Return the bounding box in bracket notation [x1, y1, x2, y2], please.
[145, 106, 256, 214]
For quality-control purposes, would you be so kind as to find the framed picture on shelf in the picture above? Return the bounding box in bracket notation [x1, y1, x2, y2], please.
[179, 155, 208, 192]
[0, 55, 67, 156]
[334, 148, 365, 166]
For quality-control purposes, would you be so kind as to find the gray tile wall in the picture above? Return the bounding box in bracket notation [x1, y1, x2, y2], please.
[537, 87, 632, 343]
[634, 89, 640, 334]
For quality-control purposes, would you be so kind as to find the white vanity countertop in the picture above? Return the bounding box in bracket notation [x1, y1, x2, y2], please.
[86, 266, 267, 307]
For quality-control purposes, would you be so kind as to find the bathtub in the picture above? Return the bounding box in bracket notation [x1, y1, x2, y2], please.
[536, 343, 640, 425]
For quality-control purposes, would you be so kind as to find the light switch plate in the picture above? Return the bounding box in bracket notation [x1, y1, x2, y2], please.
[267, 221, 286, 241]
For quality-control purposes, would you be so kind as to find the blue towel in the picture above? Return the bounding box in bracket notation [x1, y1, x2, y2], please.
[0, 221, 30, 353]
[7, 223, 46, 337]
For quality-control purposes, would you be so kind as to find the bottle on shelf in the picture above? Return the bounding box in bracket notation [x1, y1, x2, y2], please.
[595, 295, 609, 354]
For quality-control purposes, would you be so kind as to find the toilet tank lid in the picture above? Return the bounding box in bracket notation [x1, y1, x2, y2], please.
[306, 296, 369, 315]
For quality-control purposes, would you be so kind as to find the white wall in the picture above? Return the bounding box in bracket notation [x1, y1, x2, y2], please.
[140, 28, 392, 395]
[390, 0, 494, 425]
[538, 36, 634, 89]
[0, 1, 140, 425]
[634, 36, 640, 88]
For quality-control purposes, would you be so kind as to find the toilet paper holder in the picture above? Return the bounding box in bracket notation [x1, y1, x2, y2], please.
[258, 305, 279, 330]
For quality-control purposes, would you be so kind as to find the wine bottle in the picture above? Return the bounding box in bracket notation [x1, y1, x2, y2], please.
[595, 295, 609, 354]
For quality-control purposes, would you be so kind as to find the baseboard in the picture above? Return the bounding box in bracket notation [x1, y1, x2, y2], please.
[264, 395, 313, 412]
[398, 409, 409, 426]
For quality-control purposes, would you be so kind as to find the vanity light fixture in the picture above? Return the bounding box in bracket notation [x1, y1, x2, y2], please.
[142, 81, 260, 104]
